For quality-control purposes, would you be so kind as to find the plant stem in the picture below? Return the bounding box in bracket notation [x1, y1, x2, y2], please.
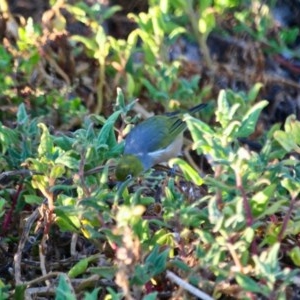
[278, 195, 296, 242]
[185, 0, 213, 69]
[235, 170, 253, 227]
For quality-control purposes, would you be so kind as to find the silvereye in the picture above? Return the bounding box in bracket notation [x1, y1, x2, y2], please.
[115, 103, 207, 181]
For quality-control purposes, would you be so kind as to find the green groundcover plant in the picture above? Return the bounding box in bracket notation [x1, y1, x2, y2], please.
[1, 87, 300, 299]
[1, 0, 300, 298]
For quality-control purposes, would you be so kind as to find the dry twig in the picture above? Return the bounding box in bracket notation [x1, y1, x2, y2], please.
[166, 270, 213, 300]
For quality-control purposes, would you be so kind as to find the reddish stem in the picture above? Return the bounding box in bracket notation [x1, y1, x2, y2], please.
[2, 183, 23, 235]
[278, 195, 296, 242]
[235, 170, 253, 227]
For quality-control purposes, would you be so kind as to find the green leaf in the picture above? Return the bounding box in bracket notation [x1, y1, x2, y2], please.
[54, 135, 75, 151]
[106, 287, 122, 299]
[215, 89, 230, 128]
[264, 242, 280, 269]
[132, 265, 151, 285]
[0, 198, 5, 218]
[97, 110, 121, 148]
[199, 9, 215, 37]
[55, 152, 79, 170]
[274, 115, 300, 153]
[68, 258, 89, 278]
[24, 194, 43, 204]
[142, 293, 158, 300]
[55, 198, 81, 232]
[247, 82, 263, 103]
[170, 259, 191, 272]
[274, 131, 298, 153]
[55, 274, 76, 300]
[204, 176, 235, 192]
[0, 124, 19, 154]
[281, 177, 300, 199]
[83, 288, 101, 300]
[31, 174, 49, 193]
[169, 158, 203, 185]
[145, 246, 169, 275]
[289, 247, 300, 267]
[17, 103, 28, 124]
[199, 0, 213, 11]
[131, 246, 169, 285]
[71, 35, 97, 52]
[38, 123, 54, 158]
[222, 120, 241, 138]
[14, 284, 26, 300]
[274, 131, 300, 152]
[116, 87, 125, 111]
[236, 100, 268, 137]
[102, 5, 122, 20]
[235, 273, 263, 293]
[89, 266, 117, 279]
[256, 199, 287, 220]
[154, 230, 175, 247]
[184, 114, 215, 153]
[95, 26, 109, 59]
[250, 184, 276, 217]
[50, 164, 65, 179]
[151, 6, 165, 37]
[169, 26, 186, 40]
[27, 158, 48, 173]
[242, 227, 255, 244]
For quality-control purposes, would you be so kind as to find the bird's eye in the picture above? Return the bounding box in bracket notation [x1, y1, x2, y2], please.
[126, 174, 132, 180]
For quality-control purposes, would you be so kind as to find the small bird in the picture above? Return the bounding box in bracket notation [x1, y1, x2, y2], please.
[115, 103, 207, 181]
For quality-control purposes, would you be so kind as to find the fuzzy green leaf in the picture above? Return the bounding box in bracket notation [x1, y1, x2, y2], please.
[235, 273, 263, 293]
[274, 115, 300, 153]
[169, 158, 203, 185]
[55, 274, 76, 300]
[24, 195, 43, 204]
[289, 247, 300, 267]
[37, 123, 54, 158]
[250, 184, 276, 217]
[236, 100, 268, 137]
[17, 103, 28, 124]
[68, 258, 89, 278]
[216, 89, 230, 128]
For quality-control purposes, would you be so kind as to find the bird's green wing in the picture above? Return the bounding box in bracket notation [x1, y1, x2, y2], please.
[124, 115, 185, 154]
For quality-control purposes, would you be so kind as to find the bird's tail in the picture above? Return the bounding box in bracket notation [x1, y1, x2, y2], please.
[166, 103, 207, 116]
[188, 103, 208, 114]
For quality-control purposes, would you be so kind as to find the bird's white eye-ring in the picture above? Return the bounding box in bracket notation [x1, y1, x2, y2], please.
[126, 174, 132, 181]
